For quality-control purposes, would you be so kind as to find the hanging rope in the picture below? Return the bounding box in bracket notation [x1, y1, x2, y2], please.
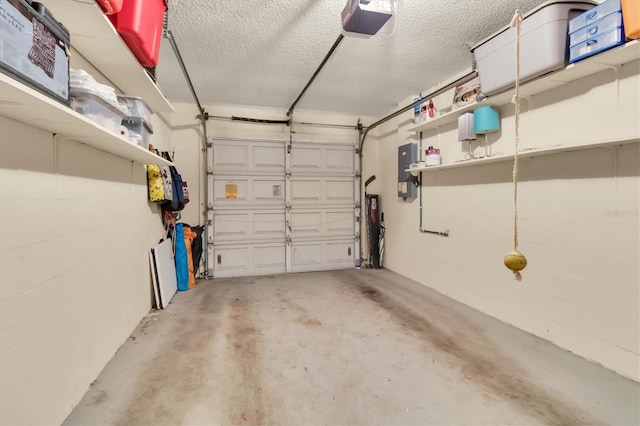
[504, 10, 528, 281]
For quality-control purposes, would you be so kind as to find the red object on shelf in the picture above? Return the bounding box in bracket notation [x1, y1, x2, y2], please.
[96, 0, 123, 15]
[109, 0, 167, 67]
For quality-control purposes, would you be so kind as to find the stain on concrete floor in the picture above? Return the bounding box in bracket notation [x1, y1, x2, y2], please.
[64, 269, 640, 426]
[350, 275, 586, 425]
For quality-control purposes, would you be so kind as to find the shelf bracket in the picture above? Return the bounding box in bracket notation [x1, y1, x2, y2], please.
[597, 64, 621, 106]
[52, 134, 79, 173]
[601, 145, 621, 189]
[520, 95, 534, 110]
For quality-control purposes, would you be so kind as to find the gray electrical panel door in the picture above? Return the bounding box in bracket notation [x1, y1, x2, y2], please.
[398, 143, 417, 198]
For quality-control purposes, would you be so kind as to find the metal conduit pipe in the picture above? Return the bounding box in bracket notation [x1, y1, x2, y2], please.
[287, 34, 345, 117]
[165, 29, 206, 119]
[418, 131, 449, 237]
[357, 70, 478, 264]
[164, 28, 211, 277]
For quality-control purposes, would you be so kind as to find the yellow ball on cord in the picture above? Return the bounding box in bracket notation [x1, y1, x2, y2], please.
[504, 250, 527, 280]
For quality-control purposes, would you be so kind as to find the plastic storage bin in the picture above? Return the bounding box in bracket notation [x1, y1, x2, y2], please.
[569, 0, 624, 63]
[0, 0, 70, 104]
[70, 69, 120, 106]
[96, 0, 123, 15]
[121, 117, 153, 149]
[569, 11, 622, 46]
[569, 0, 620, 32]
[472, 0, 596, 96]
[621, 0, 640, 39]
[117, 95, 153, 123]
[108, 0, 167, 67]
[570, 27, 624, 62]
[70, 88, 126, 133]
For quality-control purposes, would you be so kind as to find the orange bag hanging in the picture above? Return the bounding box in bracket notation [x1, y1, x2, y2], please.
[183, 226, 197, 289]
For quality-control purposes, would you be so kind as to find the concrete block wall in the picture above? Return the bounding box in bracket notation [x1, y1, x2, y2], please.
[0, 111, 171, 422]
[372, 60, 640, 381]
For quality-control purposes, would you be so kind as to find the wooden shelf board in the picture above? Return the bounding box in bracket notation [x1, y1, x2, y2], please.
[0, 74, 172, 166]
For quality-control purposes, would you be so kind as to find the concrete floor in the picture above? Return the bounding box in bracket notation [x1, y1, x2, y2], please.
[65, 269, 639, 425]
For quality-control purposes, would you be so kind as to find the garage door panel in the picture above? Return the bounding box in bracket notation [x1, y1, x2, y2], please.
[290, 180, 321, 203]
[326, 179, 354, 204]
[255, 180, 284, 202]
[214, 210, 285, 242]
[326, 147, 354, 173]
[325, 211, 354, 234]
[254, 145, 285, 170]
[290, 177, 354, 206]
[289, 239, 355, 273]
[213, 176, 284, 208]
[214, 212, 249, 239]
[254, 212, 285, 237]
[290, 209, 354, 238]
[291, 143, 354, 175]
[214, 243, 286, 278]
[291, 147, 321, 171]
[213, 140, 284, 174]
[290, 211, 321, 236]
[213, 145, 248, 168]
[291, 244, 321, 268]
[214, 178, 249, 204]
[325, 240, 355, 265]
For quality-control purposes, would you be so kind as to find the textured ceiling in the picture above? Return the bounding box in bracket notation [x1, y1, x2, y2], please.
[156, 0, 550, 117]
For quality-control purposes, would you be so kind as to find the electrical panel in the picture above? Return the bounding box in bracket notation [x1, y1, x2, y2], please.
[398, 143, 417, 198]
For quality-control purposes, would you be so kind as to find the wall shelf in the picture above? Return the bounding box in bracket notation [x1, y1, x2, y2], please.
[39, 0, 175, 114]
[409, 40, 640, 134]
[0, 74, 173, 166]
[405, 137, 638, 173]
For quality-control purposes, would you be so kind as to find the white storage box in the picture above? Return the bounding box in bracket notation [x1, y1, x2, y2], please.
[121, 117, 153, 149]
[70, 88, 125, 133]
[472, 0, 597, 97]
[117, 95, 153, 123]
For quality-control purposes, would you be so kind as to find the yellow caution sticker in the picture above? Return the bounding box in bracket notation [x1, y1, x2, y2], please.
[225, 183, 237, 199]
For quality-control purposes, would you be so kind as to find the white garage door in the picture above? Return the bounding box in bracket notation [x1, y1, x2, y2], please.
[211, 138, 357, 277]
[287, 141, 357, 273]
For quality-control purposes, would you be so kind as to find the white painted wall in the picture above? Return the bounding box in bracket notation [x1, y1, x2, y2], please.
[371, 60, 640, 380]
[0, 49, 173, 423]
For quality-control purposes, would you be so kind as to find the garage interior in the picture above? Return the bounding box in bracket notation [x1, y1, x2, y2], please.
[0, 0, 639, 425]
